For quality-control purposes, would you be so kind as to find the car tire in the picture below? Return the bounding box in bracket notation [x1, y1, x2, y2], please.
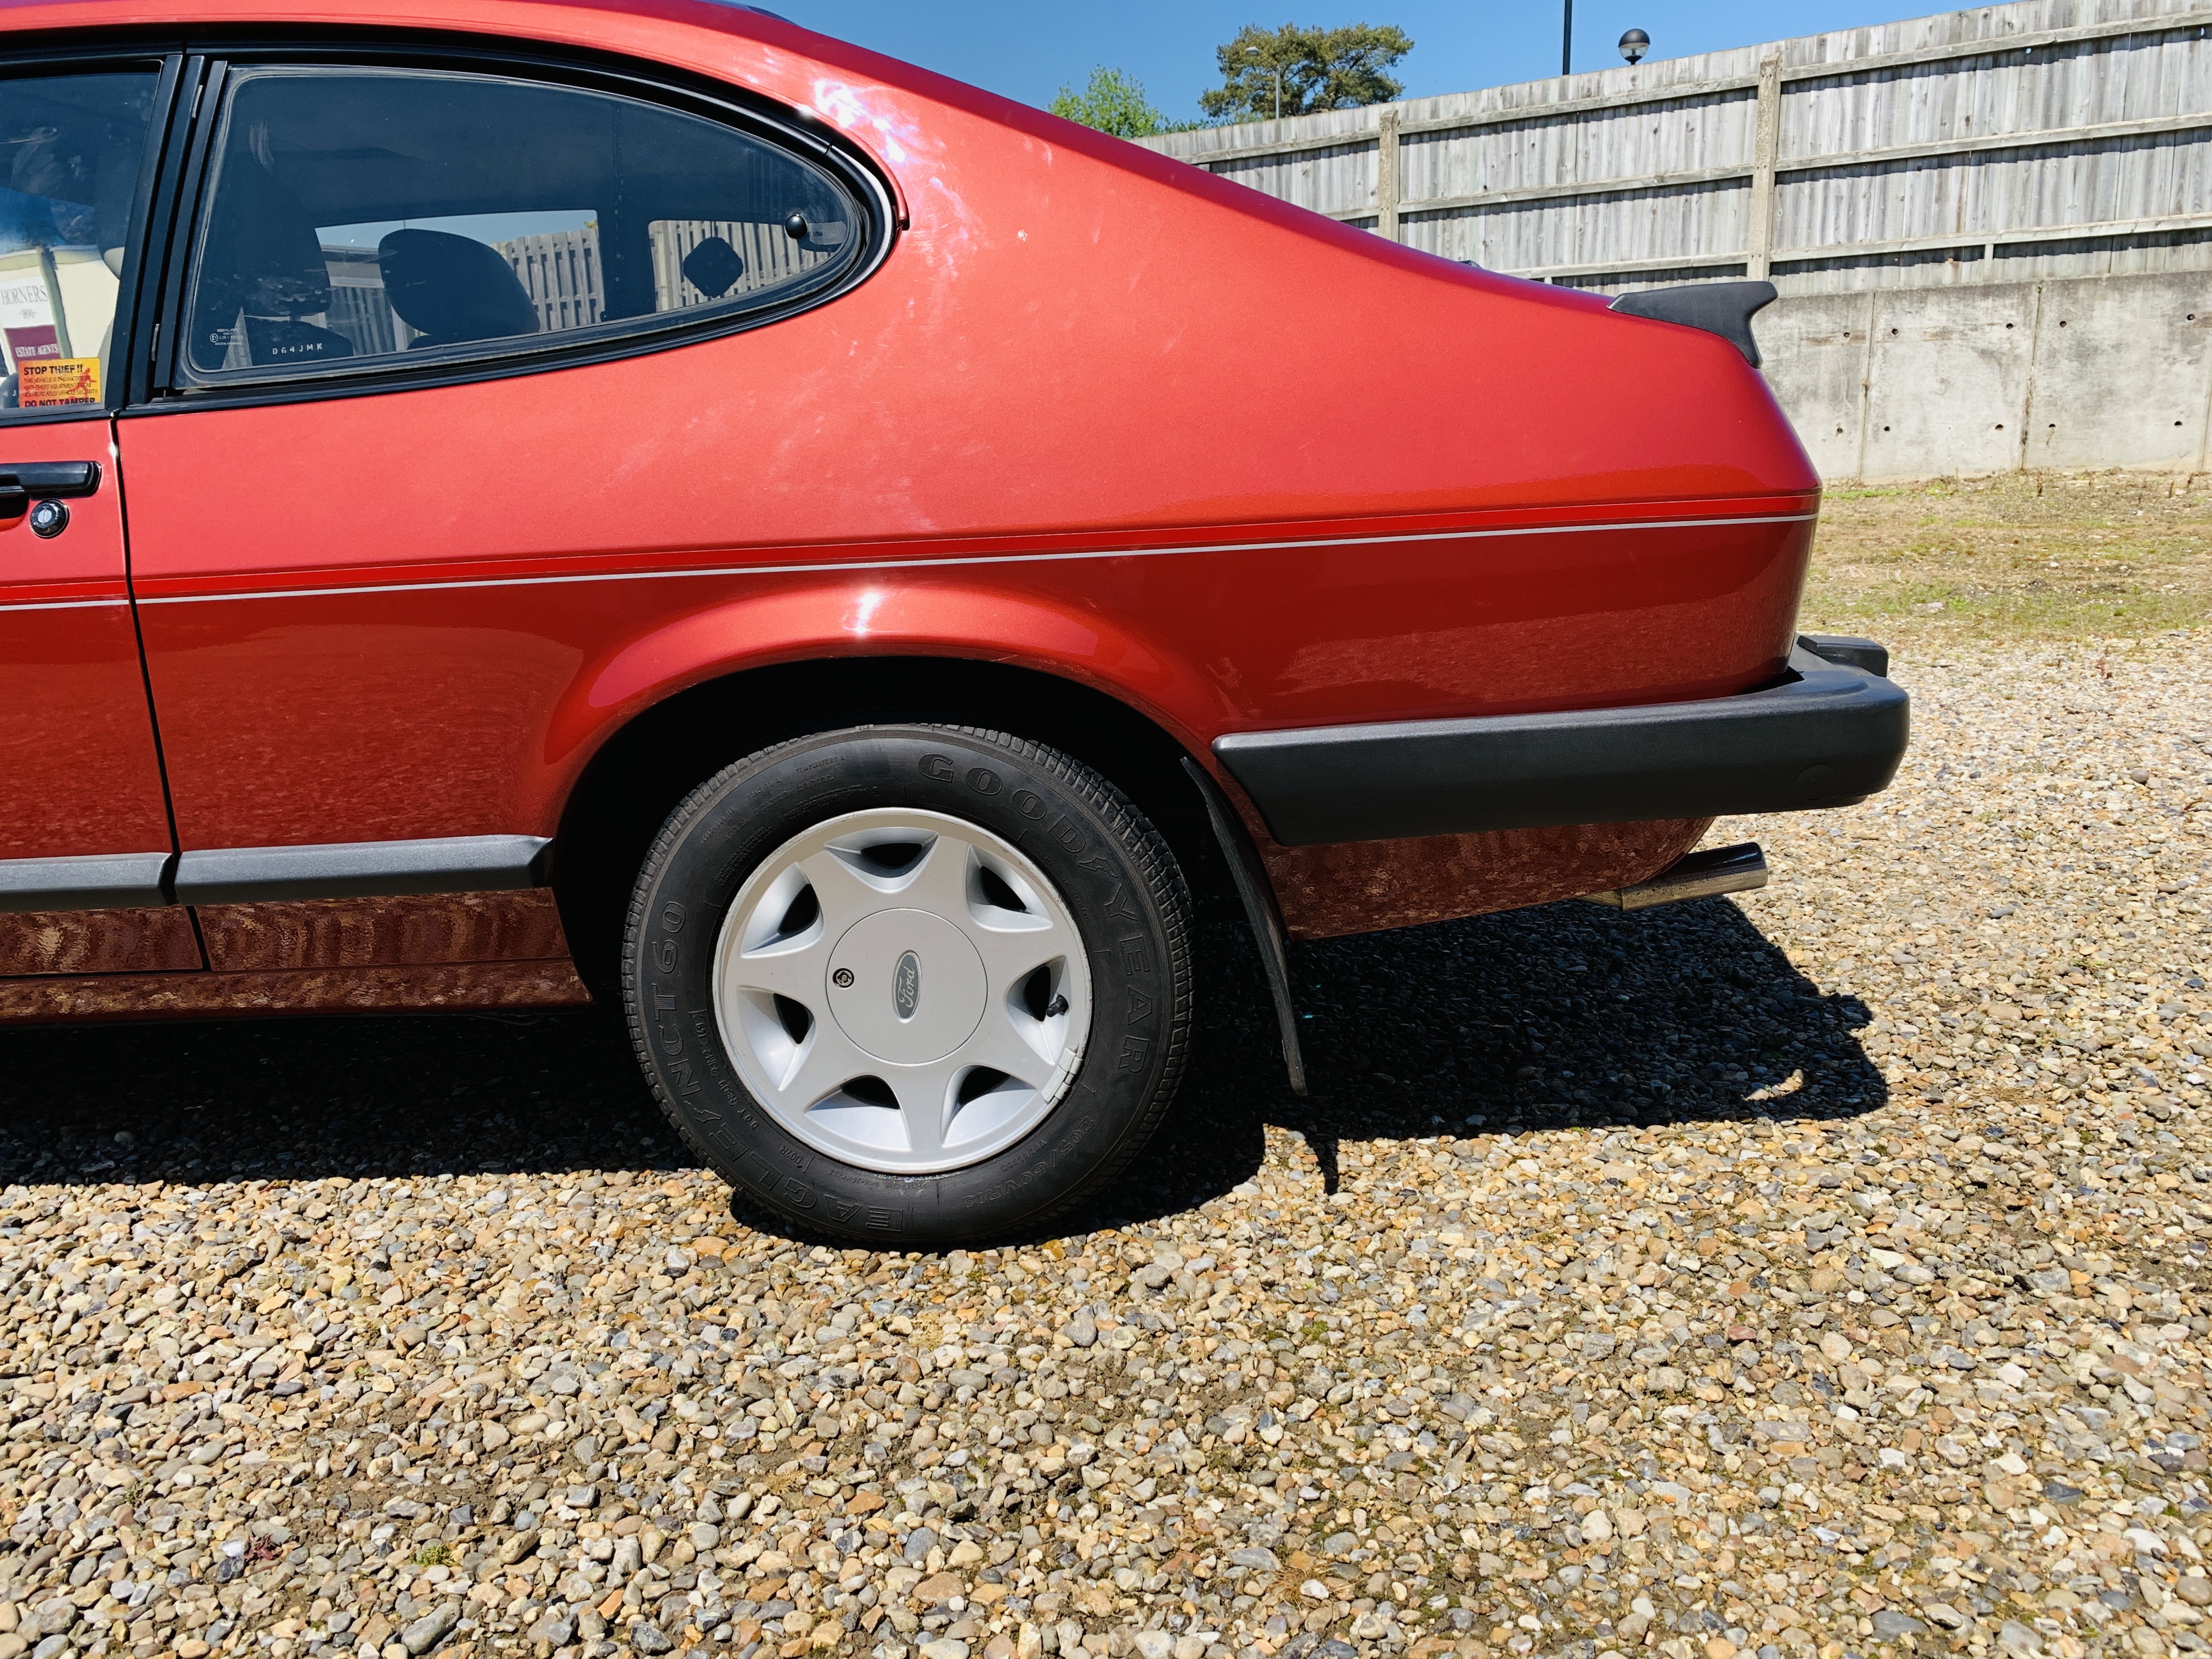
[622, 724, 1193, 1244]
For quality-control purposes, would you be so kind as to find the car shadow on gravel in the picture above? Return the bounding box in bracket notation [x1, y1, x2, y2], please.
[1066, 895, 1889, 1234]
[0, 1003, 690, 1189]
[0, 896, 1883, 1238]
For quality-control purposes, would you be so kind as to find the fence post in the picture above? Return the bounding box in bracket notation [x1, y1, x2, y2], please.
[1376, 109, 1402, 241]
[1746, 54, 1781, 280]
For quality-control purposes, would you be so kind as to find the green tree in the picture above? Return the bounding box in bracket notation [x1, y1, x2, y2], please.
[1049, 67, 1167, 139]
[1199, 22, 1413, 122]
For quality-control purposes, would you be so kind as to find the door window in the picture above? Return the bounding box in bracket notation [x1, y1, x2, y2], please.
[182, 67, 870, 382]
[0, 69, 159, 414]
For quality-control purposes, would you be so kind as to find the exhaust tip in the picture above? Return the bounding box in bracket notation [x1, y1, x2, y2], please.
[1579, 842, 1769, 912]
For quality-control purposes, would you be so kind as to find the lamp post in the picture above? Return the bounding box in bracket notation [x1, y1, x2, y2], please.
[1267, 66, 1284, 119]
[1619, 28, 1650, 65]
[1561, 0, 1572, 76]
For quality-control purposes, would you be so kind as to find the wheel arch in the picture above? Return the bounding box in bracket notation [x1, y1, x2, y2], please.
[550, 652, 1233, 992]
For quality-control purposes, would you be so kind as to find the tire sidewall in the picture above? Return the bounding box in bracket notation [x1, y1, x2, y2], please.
[625, 726, 1182, 1243]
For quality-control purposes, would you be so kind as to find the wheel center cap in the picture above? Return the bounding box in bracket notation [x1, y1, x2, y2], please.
[825, 908, 988, 1065]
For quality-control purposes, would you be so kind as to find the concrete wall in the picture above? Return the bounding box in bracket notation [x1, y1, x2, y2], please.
[1761, 267, 2212, 479]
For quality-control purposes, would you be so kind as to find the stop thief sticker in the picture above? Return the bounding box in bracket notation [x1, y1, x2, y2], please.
[19, 357, 99, 407]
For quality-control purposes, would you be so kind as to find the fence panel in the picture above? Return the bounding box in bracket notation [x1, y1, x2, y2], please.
[1138, 0, 2212, 295]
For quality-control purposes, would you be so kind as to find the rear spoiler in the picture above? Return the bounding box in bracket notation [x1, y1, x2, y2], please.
[1609, 280, 1777, 366]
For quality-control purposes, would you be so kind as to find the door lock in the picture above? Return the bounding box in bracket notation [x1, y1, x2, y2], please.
[0, 462, 100, 532]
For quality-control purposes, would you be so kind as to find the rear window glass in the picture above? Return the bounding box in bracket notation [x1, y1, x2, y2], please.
[184, 66, 865, 380]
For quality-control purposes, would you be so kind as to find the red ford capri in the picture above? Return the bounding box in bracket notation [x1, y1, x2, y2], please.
[0, 0, 1906, 1241]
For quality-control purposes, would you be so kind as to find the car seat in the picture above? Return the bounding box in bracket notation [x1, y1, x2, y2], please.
[378, 228, 541, 349]
[190, 159, 354, 369]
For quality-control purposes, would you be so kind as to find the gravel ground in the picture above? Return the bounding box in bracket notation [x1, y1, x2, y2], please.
[4, 629, 2212, 1659]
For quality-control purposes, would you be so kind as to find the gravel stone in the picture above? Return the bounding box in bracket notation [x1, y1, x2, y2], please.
[9, 625, 2212, 1659]
[526, 1610, 574, 1646]
[398, 1599, 459, 1654]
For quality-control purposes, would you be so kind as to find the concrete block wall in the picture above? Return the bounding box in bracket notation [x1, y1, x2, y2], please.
[1760, 268, 2212, 481]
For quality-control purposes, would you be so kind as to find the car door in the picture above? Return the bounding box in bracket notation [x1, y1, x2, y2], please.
[0, 56, 188, 927]
[117, 48, 887, 902]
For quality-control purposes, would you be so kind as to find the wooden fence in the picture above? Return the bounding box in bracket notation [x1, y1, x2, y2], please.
[1138, 0, 2212, 295]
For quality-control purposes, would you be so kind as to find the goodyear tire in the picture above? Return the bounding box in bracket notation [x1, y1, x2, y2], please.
[622, 725, 1193, 1244]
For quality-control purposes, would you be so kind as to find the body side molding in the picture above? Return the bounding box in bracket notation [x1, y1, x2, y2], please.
[171, 834, 554, 906]
[0, 851, 176, 914]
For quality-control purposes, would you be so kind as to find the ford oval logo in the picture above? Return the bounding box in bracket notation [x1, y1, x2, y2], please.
[894, 951, 921, 1021]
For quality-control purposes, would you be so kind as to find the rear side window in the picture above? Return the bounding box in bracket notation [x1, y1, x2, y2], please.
[0, 69, 159, 414]
[182, 66, 869, 382]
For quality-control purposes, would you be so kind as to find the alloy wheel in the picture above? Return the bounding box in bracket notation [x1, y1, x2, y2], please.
[711, 808, 1093, 1174]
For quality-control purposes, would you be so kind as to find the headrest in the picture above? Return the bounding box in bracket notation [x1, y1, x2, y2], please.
[379, 229, 540, 348]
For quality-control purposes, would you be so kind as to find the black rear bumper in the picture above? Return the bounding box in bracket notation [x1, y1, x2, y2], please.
[1214, 634, 1909, 847]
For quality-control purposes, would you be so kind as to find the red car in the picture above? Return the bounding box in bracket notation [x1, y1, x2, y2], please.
[0, 0, 1906, 1241]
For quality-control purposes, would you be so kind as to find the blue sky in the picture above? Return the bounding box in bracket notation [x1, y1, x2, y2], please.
[769, 1, 1928, 121]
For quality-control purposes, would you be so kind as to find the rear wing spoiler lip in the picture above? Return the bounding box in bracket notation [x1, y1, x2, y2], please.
[1609, 279, 1778, 366]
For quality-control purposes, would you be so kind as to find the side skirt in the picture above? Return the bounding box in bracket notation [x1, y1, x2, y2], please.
[0, 959, 590, 1024]
[0, 888, 591, 1024]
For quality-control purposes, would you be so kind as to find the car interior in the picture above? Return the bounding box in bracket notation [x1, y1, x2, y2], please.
[185, 65, 860, 375]
[0, 70, 155, 404]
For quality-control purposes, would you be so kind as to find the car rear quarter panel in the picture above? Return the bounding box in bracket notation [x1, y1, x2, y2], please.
[65, 0, 1818, 896]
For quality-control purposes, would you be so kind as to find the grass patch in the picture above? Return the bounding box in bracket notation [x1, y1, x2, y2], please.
[1803, 470, 2212, 646]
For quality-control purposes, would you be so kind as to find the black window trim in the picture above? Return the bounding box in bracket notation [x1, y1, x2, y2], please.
[0, 42, 187, 427]
[131, 27, 898, 414]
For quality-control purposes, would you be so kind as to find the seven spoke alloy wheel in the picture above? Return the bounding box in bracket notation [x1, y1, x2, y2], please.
[624, 725, 1192, 1244]
[714, 808, 1092, 1173]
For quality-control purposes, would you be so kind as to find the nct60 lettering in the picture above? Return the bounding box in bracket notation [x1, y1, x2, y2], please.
[654, 985, 684, 1056]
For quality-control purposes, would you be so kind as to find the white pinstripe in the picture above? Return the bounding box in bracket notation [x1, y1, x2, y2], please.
[115, 512, 1819, 608]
